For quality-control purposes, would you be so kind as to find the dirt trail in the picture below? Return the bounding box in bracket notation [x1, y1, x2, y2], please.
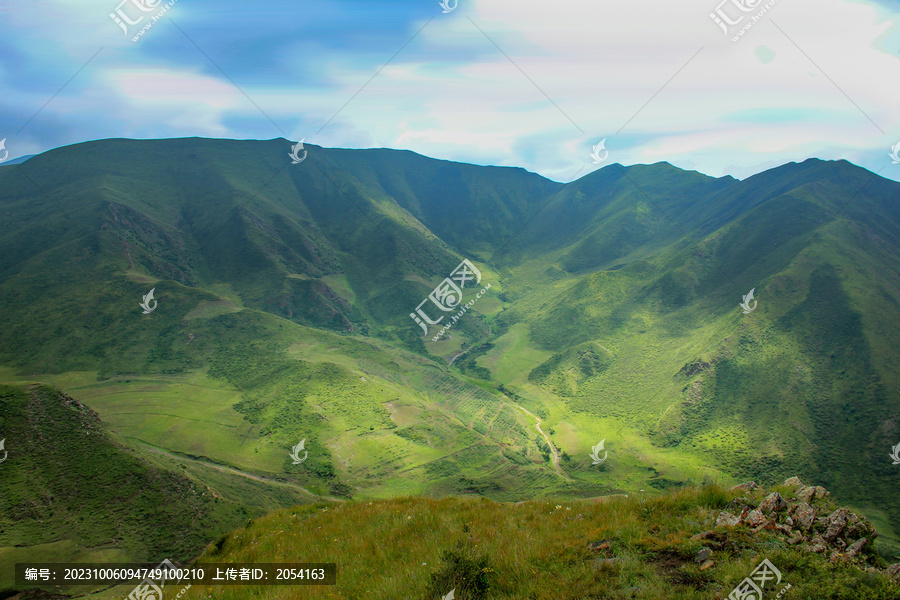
[130, 439, 346, 503]
[510, 402, 571, 481]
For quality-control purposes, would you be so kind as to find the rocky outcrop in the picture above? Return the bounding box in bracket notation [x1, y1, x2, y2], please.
[714, 477, 900, 579]
[758, 492, 788, 515]
[727, 481, 759, 493]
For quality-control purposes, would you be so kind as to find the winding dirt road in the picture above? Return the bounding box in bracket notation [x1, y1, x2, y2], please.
[130, 439, 346, 503]
[511, 403, 571, 481]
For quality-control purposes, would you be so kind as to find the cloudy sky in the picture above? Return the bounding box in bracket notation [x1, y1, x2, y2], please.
[1, 0, 899, 182]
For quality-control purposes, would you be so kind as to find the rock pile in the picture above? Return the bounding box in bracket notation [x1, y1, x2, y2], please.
[710, 476, 900, 577]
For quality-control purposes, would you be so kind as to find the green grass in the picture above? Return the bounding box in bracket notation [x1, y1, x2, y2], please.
[140, 485, 900, 599]
[0, 382, 334, 598]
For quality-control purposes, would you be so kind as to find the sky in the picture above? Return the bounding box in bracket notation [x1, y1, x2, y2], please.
[1, 0, 899, 183]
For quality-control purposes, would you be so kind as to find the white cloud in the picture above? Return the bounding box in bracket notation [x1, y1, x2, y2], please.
[303, 0, 900, 180]
[0, 0, 898, 180]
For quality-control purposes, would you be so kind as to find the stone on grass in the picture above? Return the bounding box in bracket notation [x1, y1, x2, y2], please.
[783, 476, 803, 488]
[716, 511, 741, 528]
[808, 535, 827, 553]
[845, 538, 868, 559]
[792, 502, 817, 530]
[729, 481, 759, 493]
[824, 508, 850, 541]
[796, 486, 817, 503]
[758, 492, 788, 514]
[743, 509, 767, 528]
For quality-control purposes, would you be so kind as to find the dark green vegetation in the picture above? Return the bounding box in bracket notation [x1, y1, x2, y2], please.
[1, 138, 900, 596]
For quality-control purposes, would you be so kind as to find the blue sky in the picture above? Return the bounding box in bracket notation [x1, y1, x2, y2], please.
[1, 0, 899, 182]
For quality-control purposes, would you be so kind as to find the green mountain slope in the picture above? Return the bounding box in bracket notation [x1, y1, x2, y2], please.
[488, 158, 900, 545]
[0, 383, 319, 597]
[0, 137, 467, 346]
[497, 162, 734, 272]
[324, 147, 563, 257]
[2, 138, 900, 580]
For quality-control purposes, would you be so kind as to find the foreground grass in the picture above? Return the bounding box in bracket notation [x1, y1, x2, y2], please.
[116, 486, 900, 600]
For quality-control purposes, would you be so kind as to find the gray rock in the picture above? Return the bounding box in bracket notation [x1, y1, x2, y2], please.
[783, 476, 803, 488]
[744, 509, 767, 528]
[772, 522, 793, 534]
[845, 537, 868, 559]
[758, 492, 788, 514]
[814, 486, 830, 499]
[796, 486, 817, 503]
[807, 535, 827, 553]
[729, 481, 759, 493]
[724, 498, 752, 513]
[886, 563, 900, 579]
[716, 511, 741, 528]
[824, 508, 850, 541]
[792, 502, 817, 530]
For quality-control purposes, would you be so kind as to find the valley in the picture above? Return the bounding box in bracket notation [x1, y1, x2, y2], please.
[2, 138, 900, 597]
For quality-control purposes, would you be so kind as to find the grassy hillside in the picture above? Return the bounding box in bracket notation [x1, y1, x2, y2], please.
[0, 137, 471, 348]
[76, 481, 900, 600]
[324, 147, 563, 259]
[0, 383, 323, 597]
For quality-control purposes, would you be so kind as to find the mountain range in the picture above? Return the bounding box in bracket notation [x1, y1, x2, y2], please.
[1, 137, 900, 595]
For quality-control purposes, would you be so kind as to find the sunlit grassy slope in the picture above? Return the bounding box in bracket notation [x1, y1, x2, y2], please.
[87, 485, 900, 600]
